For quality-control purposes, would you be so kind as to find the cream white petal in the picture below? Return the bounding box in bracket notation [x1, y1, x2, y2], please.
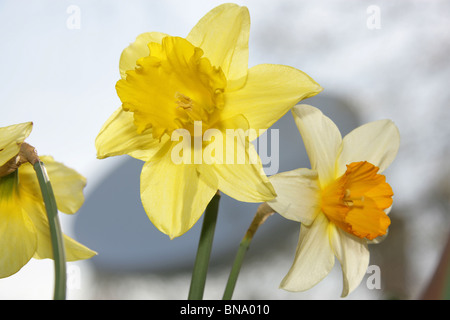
[336, 119, 400, 176]
[292, 105, 342, 187]
[330, 225, 370, 297]
[268, 168, 321, 226]
[280, 213, 335, 292]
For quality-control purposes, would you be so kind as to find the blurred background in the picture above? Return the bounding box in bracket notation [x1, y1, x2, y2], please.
[0, 0, 449, 299]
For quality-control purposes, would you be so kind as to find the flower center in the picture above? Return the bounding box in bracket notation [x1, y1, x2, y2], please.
[320, 161, 393, 240]
[116, 36, 227, 139]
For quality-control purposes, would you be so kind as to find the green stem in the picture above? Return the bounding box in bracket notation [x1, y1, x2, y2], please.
[222, 236, 251, 300]
[442, 235, 450, 300]
[444, 266, 450, 300]
[188, 192, 221, 300]
[222, 203, 274, 300]
[33, 161, 66, 300]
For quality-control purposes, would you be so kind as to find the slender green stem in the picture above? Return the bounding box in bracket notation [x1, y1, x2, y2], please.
[222, 203, 274, 300]
[188, 193, 221, 300]
[222, 236, 251, 300]
[33, 161, 67, 300]
[444, 266, 450, 300]
[442, 235, 450, 300]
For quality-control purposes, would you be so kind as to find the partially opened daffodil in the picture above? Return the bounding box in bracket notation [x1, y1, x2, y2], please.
[0, 122, 96, 278]
[268, 105, 400, 297]
[95, 3, 322, 239]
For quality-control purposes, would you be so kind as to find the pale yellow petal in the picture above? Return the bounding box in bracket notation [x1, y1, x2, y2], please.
[337, 119, 400, 176]
[0, 193, 37, 278]
[186, 3, 250, 89]
[292, 105, 342, 187]
[0, 122, 33, 167]
[222, 64, 322, 137]
[200, 114, 275, 202]
[119, 31, 168, 79]
[280, 213, 335, 292]
[39, 156, 86, 214]
[18, 158, 86, 215]
[95, 107, 169, 162]
[268, 168, 321, 226]
[21, 195, 96, 261]
[211, 150, 275, 202]
[330, 225, 370, 297]
[140, 150, 217, 239]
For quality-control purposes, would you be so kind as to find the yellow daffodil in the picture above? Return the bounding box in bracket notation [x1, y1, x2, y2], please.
[95, 3, 322, 239]
[0, 122, 96, 278]
[267, 105, 400, 297]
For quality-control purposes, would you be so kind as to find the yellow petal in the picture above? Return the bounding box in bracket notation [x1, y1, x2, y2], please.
[336, 119, 400, 176]
[292, 105, 342, 188]
[140, 149, 217, 239]
[38, 156, 87, 214]
[0, 192, 37, 278]
[0, 122, 33, 167]
[211, 151, 275, 202]
[186, 3, 250, 89]
[18, 157, 86, 215]
[21, 194, 96, 261]
[280, 213, 335, 292]
[200, 114, 275, 202]
[330, 226, 370, 297]
[268, 168, 321, 226]
[95, 107, 169, 162]
[119, 31, 168, 79]
[222, 65, 322, 138]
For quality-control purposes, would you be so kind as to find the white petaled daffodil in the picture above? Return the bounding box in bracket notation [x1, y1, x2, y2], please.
[267, 105, 400, 297]
[95, 3, 322, 239]
[0, 122, 96, 278]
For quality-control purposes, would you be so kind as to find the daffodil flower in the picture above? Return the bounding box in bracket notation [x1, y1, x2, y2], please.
[0, 122, 96, 278]
[267, 105, 400, 297]
[95, 4, 322, 239]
